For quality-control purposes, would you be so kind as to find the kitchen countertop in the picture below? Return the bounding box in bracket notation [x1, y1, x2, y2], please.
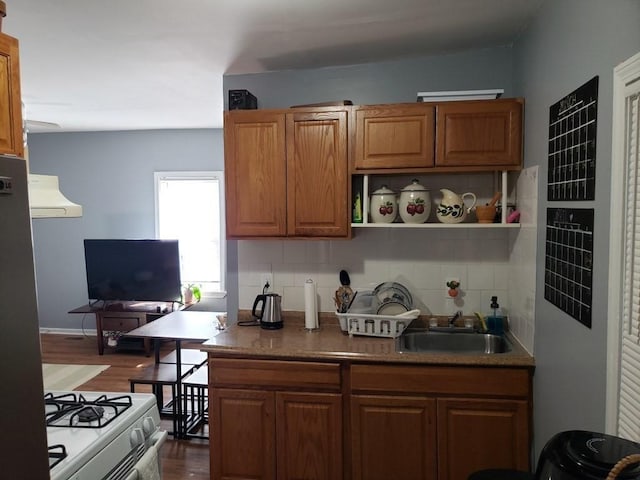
[200, 312, 535, 368]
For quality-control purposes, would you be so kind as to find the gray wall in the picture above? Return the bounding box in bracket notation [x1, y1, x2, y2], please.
[224, 45, 515, 109]
[512, 0, 640, 459]
[223, 45, 516, 317]
[28, 129, 224, 328]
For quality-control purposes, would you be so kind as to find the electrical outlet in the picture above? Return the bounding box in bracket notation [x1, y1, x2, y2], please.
[445, 277, 460, 297]
[260, 273, 273, 291]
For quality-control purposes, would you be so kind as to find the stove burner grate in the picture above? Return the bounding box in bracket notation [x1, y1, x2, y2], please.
[76, 405, 105, 422]
[48, 444, 67, 470]
[45, 392, 132, 428]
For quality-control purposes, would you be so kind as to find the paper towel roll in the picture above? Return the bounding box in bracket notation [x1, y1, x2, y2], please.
[304, 279, 318, 330]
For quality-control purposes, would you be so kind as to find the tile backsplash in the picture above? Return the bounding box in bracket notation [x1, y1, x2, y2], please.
[237, 167, 538, 354]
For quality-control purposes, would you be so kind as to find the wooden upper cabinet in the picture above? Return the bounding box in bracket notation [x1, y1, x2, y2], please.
[224, 111, 287, 237]
[354, 104, 435, 171]
[0, 33, 24, 158]
[286, 110, 349, 237]
[224, 107, 350, 239]
[436, 99, 523, 169]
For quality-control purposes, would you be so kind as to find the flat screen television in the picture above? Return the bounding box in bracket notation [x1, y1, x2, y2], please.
[83, 239, 182, 302]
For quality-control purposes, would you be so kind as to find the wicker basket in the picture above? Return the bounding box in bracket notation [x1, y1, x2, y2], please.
[606, 454, 640, 480]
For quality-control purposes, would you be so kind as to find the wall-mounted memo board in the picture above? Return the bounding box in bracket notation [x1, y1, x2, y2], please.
[547, 76, 599, 201]
[544, 208, 594, 328]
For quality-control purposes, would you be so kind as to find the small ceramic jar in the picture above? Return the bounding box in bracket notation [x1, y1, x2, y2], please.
[399, 179, 431, 224]
[369, 185, 397, 223]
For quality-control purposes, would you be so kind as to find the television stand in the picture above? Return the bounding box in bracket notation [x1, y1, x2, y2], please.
[69, 301, 176, 355]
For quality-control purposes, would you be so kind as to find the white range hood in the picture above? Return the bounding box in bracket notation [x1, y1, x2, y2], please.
[28, 174, 82, 218]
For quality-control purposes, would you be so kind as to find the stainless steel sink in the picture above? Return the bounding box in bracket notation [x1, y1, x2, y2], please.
[396, 331, 511, 354]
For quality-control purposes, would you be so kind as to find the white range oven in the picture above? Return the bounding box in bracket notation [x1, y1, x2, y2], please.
[45, 391, 167, 480]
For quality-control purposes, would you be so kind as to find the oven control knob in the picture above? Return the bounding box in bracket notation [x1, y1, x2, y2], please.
[142, 416, 156, 437]
[130, 428, 145, 448]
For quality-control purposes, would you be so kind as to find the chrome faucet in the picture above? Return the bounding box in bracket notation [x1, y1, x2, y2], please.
[448, 310, 463, 327]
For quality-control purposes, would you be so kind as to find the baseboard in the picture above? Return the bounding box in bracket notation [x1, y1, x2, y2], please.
[40, 327, 97, 336]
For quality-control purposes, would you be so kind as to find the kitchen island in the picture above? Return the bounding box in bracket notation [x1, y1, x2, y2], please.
[201, 314, 534, 480]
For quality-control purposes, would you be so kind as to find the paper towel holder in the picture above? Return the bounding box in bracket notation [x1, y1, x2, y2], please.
[304, 278, 319, 331]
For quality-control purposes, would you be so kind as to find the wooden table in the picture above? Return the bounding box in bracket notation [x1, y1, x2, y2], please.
[124, 310, 224, 438]
[69, 302, 176, 355]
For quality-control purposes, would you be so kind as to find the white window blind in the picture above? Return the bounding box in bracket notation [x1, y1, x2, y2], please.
[618, 91, 640, 440]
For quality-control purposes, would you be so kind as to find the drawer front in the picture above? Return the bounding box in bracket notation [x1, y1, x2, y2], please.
[350, 364, 531, 398]
[210, 358, 341, 391]
[101, 316, 142, 331]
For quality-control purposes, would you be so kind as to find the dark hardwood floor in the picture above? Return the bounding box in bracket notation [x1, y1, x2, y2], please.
[40, 333, 210, 480]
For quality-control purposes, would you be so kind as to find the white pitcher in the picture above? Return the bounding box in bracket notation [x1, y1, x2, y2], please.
[436, 188, 477, 224]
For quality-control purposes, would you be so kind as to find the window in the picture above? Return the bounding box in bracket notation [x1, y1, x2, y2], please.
[606, 51, 640, 438]
[154, 171, 225, 295]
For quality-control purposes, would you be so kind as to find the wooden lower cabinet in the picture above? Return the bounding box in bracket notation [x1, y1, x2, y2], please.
[211, 388, 276, 479]
[349, 364, 532, 480]
[209, 358, 532, 480]
[437, 398, 530, 480]
[210, 388, 342, 480]
[351, 395, 437, 480]
[277, 391, 343, 480]
[209, 358, 343, 480]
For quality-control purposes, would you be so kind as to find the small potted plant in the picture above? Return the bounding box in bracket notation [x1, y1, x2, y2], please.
[446, 280, 460, 298]
[183, 284, 202, 304]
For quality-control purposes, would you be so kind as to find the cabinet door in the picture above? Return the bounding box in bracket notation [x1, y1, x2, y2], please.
[224, 111, 287, 237]
[276, 391, 343, 480]
[437, 397, 530, 480]
[354, 105, 435, 170]
[0, 33, 23, 158]
[351, 395, 437, 480]
[286, 110, 349, 237]
[435, 99, 523, 168]
[210, 388, 276, 480]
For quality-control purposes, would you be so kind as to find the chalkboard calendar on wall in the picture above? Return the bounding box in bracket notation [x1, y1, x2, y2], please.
[544, 208, 594, 328]
[547, 76, 599, 201]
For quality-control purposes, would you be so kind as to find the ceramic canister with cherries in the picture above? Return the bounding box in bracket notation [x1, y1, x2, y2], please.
[370, 179, 433, 224]
[398, 179, 431, 224]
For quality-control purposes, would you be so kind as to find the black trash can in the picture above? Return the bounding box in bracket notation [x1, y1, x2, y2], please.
[536, 430, 640, 480]
[468, 430, 640, 480]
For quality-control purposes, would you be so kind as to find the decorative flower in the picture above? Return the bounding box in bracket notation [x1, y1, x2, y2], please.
[446, 280, 460, 297]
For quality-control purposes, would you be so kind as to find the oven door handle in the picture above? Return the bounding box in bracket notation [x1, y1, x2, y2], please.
[128, 430, 168, 480]
[124, 471, 138, 480]
[150, 429, 168, 449]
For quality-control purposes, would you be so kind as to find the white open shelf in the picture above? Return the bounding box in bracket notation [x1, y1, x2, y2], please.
[353, 171, 520, 229]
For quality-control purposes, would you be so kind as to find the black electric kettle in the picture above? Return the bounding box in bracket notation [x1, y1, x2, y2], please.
[252, 293, 283, 330]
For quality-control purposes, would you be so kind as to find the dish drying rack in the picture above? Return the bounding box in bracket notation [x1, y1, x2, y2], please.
[336, 310, 420, 338]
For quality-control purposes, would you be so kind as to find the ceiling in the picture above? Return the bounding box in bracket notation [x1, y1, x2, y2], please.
[3, 0, 542, 133]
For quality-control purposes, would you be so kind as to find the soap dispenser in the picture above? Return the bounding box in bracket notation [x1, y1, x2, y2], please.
[487, 296, 504, 335]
